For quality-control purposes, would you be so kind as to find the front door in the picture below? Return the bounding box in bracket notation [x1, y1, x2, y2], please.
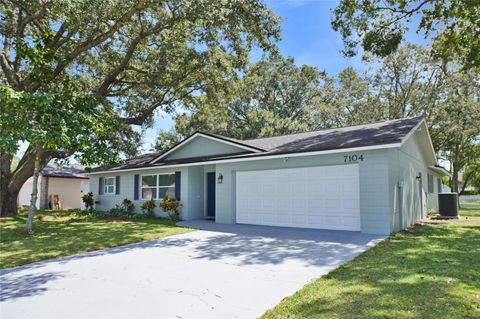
[206, 172, 216, 218]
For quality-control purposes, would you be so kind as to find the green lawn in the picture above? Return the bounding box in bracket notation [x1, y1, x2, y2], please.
[262, 216, 480, 319]
[460, 208, 480, 217]
[0, 210, 193, 269]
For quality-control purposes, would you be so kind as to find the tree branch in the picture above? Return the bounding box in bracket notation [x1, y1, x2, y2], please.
[0, 53, 16, 87]
[26, 0, 145, 92]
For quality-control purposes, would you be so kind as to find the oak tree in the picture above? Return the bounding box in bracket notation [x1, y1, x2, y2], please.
[0, 0, 280, 215]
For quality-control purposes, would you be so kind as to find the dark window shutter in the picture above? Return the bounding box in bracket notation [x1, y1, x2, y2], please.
[98, 177, 104, 195]
[115, 176, 120, 194]
[175, 171, 181, 200]
[134, 174, 139, 200]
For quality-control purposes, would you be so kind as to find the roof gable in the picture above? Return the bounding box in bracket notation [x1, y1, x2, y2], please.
[151, 132, 262, 163]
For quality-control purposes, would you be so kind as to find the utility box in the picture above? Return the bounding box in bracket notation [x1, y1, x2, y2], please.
[438, 193, 459, 217]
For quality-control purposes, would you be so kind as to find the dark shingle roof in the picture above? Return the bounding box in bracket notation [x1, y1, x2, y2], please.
[240, 116, 422, 153]
[94, 117, 423, 172]
[91, 152, 161, 172]
[41, 164, 88, 179]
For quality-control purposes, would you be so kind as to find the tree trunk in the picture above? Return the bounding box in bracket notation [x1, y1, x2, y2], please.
[0, 183, 21, 217]
[451, 167, 460, 194]
[0, 152, 15, 217]
[25, 151, 42, 233]
[0, 148, 56, 216]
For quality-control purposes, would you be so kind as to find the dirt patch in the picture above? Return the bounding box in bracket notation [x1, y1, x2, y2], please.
[421, 216, 461, 225]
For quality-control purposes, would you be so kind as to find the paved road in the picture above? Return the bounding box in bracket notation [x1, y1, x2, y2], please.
[0, 221, 385, 319]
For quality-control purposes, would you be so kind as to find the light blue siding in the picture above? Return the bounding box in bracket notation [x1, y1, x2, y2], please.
[215, 149, 391, 235]
[388, 129, 441, 232]
[91, 128, 439, 235]
[91, 167, 189, 219]
[165, 136, 249, 160]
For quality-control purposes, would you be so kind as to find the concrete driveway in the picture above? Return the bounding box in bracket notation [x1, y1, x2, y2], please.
[0, 220, 385, 319]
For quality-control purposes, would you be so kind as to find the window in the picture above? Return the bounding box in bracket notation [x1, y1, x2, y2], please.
[437, 177, 443, 193]
[141, 174, 175, 200]
[141, 175, 157, 200]
[158, 174, 176, 199]
[427, 174, 434, 193]
[104, 177, 116, 194]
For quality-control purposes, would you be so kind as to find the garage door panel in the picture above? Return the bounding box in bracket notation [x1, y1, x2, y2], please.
[325, 199, 341, 209]
[236, 164, 360, 231]
[307, 199, 323, 210]
[277, 214, 291, 224]
[343, 199, 359, 210]
[291, 215, 307, 225]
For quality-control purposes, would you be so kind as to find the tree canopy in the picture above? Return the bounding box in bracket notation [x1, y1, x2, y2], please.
[154, 56, 330, 150]
[155, 45, 480, 192]
[0, 0, 281, 215]
[332, 0, 480, 70]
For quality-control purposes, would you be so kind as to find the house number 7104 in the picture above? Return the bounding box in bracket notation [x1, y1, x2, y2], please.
[344, 154, 364, 162]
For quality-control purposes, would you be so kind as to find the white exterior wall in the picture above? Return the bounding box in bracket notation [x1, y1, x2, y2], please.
[18, 176, 41, 208]
[18, 176, 88, 209]
[47, 178, 87, 210]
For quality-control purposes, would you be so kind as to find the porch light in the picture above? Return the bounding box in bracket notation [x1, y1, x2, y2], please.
[217, 173, 223, 184]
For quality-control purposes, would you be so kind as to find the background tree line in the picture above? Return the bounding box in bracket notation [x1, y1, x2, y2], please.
[154, 45, 480, 193]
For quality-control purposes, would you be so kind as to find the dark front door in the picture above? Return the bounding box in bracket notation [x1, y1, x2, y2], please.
[206, 172, 216, 218]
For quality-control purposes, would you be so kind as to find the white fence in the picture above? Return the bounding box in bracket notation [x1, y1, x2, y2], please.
[459, 195, 480, 209]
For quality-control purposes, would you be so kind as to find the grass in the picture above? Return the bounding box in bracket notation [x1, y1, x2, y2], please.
[460, 207, 480, 217]
[262, 216, 480, 319]
[0, 210, 193, 269]
[459, 198, 480, 211]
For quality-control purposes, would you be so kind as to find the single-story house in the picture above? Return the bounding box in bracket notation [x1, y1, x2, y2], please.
[90, 117, 449, 235]
[18, 164, 90, 210]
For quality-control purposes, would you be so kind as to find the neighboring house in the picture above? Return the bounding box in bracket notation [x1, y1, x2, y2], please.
[18, 164, 90, 210]
[90, 117, 449, 235]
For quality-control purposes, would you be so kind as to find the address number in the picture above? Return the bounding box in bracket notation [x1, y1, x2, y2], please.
[344, 154, 364, 162]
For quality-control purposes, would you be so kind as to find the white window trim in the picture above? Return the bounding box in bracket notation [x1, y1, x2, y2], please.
[140, 173, 175, 200]
[104, 177, 116, 195]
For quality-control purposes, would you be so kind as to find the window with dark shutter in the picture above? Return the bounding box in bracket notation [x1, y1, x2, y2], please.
[98, 177, 104, 195]
[134, 174, 139, 200]
[175, 171, 181, 200]
[115, 176, 120, 194]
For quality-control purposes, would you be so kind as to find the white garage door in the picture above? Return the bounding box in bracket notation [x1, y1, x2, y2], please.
[236, 164, 360, 231]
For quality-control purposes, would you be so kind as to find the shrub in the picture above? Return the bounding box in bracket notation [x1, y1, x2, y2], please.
[106, 198, 136, 219]
[81, 192, 94, 211]
[141, 199, 156, 217]
[160, 196, 182, 222]
[121, 198, 135, 213]
[462, 189, 479, 196]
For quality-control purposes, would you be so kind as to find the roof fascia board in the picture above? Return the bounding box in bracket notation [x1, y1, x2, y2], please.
[43, 175, 89, 179]
[89, 142, 401, 175]
[150, 132, 262, 164]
